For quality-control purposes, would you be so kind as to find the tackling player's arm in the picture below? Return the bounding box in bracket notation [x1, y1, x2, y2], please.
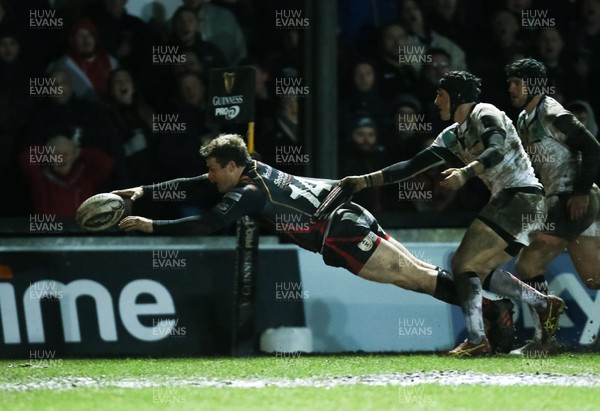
[339, 146, 449, 193]
[440, 114, 506, 190]
[554, 113, 600, 220]
[119, 184, 266, 234]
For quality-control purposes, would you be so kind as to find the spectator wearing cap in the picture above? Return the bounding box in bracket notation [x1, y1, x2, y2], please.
[19, 135, 115, 217]
[340, 114, 389, 213]
[47, 18, 119, 102]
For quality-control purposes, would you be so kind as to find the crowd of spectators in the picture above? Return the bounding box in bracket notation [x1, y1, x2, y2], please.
[337, 0, 600, 213]
[0, 0, 599, 223]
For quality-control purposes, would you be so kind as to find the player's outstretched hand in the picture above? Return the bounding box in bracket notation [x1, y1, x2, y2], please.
[440, 168, 467, 190]
[339, 175, 367, 193]
[118, 216, 153, 233]
[112, 186, 144, 201]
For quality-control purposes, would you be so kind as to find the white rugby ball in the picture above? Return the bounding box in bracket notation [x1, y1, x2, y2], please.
[76, 193, 125, 231]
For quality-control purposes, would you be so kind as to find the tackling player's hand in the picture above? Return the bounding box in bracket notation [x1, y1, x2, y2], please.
[567, 194, 589, 221]
[440, 168, 467, 190]
[112, 186, 144, 201]
[118, 216, 153, 233]
[339, 175, 368, 193]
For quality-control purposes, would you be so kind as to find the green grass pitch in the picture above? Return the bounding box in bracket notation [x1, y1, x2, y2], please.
[1, 354, 599, 411]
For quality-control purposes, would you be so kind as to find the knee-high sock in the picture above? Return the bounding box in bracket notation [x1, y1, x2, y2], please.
[455, 271, 485, 343]
[523, 275, 549, 341]
[483, 269, 548, 310]
[433, 267, 459, 306]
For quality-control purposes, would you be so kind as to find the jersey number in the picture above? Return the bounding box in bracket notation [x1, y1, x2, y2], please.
[289, 177, 330, 208]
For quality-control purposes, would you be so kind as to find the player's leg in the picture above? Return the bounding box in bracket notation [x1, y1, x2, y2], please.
[568, 236, 600, 289]
[321, 204, 459, 305]
[449, 218, 514, 355]
[386, 236, 437, 270]
[510, 233, 568, 354]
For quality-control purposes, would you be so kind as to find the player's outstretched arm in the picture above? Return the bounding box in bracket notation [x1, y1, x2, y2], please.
[340, 147, 446, 193]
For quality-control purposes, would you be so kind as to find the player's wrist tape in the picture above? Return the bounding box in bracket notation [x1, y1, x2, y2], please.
[461, 165, 476, 179]
[364, 174, 373, 187]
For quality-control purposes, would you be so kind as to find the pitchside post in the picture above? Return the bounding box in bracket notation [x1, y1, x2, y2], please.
[207, 66, 257, 356]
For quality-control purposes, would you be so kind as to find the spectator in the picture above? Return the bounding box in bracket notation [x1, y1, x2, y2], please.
[0, 30, 30, 178]
[90, 0, 155, 78]
[0, 29, 32, 216]
[535, 28, 585, 102]
[385, 93, 430, 163]
[47, 18, 118, 102]
[340, 114, 388, 213]
[25, 69, 126, 187]
[238, 56, 276, 136]
[428, 0, 469, 49]
[473, 10, 524, 118]
[156, 71, 213, 180]
[169, 6, 226, 75]
[339, 59, 388, 141]
[414, 47, 452, 133]
[182, 0, 248, 65]
[373, 23, 418, 99]
[19, 135, 115, 218]
[105, 68, 156, 186]
[257, 95, 305, 176]
[398, 0, 467, 71]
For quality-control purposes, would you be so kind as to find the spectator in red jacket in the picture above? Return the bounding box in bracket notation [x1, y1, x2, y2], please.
[47, 18, 119, 102]
[20, 135, 115, 217]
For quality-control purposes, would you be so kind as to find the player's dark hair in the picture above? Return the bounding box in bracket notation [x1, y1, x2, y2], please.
[505, 58, 547, 82]
[505, 58, 547, 107]
[200, 134, 251, 168]
[438, 71, 481, 115]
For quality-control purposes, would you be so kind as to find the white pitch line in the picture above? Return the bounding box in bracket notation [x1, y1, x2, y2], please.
[2, 371, 600, 391]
